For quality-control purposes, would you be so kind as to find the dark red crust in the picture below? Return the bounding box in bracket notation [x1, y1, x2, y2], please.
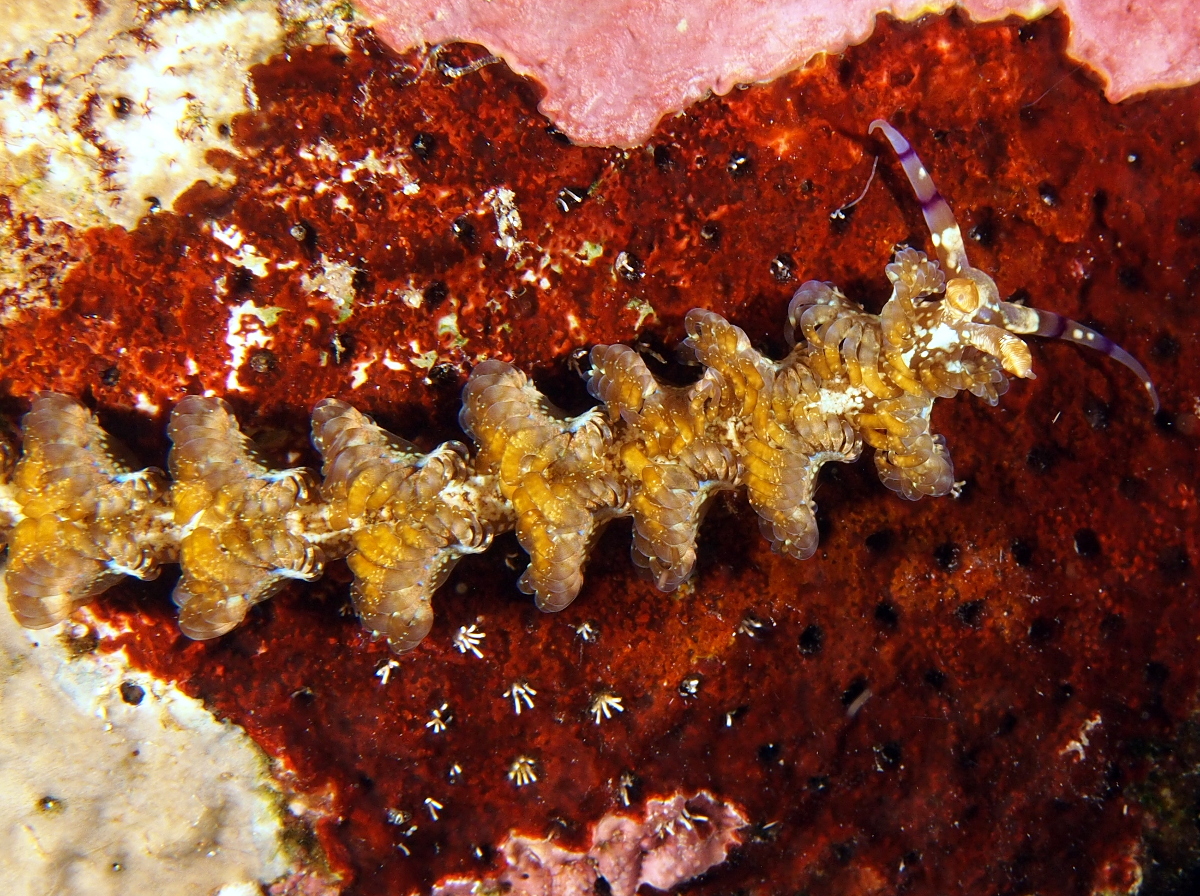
[2, 12, 1198, 896]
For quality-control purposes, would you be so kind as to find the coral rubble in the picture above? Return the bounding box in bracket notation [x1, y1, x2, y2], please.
[434, 791, 748, 896]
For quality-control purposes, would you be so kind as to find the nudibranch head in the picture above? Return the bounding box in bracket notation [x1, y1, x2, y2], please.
[871, 119, 1159, 412]
[944, 278, 982, 316]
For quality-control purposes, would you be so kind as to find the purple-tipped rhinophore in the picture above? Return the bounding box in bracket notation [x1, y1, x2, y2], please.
[869, 120, 971, 276]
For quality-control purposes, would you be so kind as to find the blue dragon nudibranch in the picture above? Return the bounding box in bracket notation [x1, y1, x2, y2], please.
[0, 122, 1159, 653]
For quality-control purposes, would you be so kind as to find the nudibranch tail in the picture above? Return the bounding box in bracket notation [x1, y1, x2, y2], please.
[0, 427, 15, 556]
[872, 119, 1159, 412]
[4, 394, 172, 629]
[0, 124, 1163, 652]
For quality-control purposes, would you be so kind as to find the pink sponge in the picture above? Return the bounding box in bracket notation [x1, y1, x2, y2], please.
[354, 0, 1200, 146]
[433, 791, 748, 896]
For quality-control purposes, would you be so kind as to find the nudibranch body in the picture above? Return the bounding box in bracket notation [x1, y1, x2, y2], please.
[0, 123, 1159, 653]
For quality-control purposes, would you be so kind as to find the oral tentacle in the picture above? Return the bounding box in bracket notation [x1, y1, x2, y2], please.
[874, 120, 1158, 414]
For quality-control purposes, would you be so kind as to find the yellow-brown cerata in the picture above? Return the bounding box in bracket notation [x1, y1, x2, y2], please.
[0, 122, 1159, 653]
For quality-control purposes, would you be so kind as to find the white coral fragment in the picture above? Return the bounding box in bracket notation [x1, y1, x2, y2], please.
[0, 597, 328, 894]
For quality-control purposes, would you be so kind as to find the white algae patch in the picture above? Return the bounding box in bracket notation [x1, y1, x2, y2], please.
[302, 254, 360, 322]
[0, 0, 285, 230]
[0, 576, 312, 896]
[0, 0, 93, 63]
[0, 0, 360, 321]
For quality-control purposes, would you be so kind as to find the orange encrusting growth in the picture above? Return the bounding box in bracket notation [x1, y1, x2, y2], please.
[0, 123, 1158, 653]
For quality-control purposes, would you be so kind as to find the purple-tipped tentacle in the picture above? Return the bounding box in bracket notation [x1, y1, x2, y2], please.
[1027, 309, 1160, 412]
[869, 120, 970, 276]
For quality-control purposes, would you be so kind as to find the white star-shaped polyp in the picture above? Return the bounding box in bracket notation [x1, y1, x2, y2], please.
[589, 692, 624, 724]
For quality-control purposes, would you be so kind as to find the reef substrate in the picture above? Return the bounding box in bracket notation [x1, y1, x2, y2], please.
[1, 10, 1198, 896]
